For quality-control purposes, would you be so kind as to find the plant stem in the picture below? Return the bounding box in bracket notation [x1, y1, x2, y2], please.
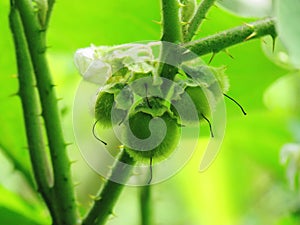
[14, 1, 78, 224]
[82, 150, 135, 225]
[161, 0, 182, 43]
[9, 5, 59, 224]
[159, 0, 182, 80]
[140, 185, 153, 225]
[184, 0, 217, 42]
[183, 17, 276, 59]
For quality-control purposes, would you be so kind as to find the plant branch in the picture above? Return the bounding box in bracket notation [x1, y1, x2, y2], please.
[140, 185, 153, 225]
[9, 5, 59, 224]
[182, 17, 276, 60]
[14, 1, 78, 224]
[82, 150, 135, 225]
[161, 0, 182, 43]
[184, 0, 217, 42]
[159, 0, 182, 80]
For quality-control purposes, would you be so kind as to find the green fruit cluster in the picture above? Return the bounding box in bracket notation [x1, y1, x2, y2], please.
[94, 64, 228, 164]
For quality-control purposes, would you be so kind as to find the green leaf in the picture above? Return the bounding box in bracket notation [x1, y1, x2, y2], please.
[217, 0, 272, 18]
[0, 186, 48, 225]
[264, 72, 300, 115]
[275, 0, 300, 68]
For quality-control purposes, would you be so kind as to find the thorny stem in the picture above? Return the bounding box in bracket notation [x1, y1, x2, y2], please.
[9, 5, 59, 224]
[82, 150, 135, 225]
[161, 0, 182, 43]
[184, 0, 217, 42]
[183, 17, 276, 59]
[140, 185, 153, 225]
[13, 0, 78, 224]
[159, 0, 182, 80]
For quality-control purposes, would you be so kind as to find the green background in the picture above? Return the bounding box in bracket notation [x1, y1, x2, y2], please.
[1, 0, 299, 224]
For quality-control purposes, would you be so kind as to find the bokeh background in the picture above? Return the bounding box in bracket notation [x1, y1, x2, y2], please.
[1, 0, 300, 224]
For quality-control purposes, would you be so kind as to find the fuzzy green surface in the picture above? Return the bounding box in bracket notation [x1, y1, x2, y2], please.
[186, 86, 211, 118]
[95, 91, 127, 127]
[95, 92, 115, 127]
[171, 86, 210, 125]
[124, 112, 180, 163]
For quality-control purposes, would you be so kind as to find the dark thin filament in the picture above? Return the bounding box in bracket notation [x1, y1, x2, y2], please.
[147, 157, 153, 185]
[144, 83, 152, 108]
[201, 113, 214, 138]
[223, 93, 247, 115]
[92, 120, 107, 145]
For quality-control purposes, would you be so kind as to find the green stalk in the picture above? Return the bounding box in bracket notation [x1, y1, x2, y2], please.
[159, 0, 182, 80]
[161, 0, 182, 43]
[140, 186, 153, 225]
[184, 0, 217, 42]
[45, 0, 55, 28]
[14, 1, 78, 224]
[82, 150, 135, 225]
[9, 5, 60, 224]
[183, 17, 276, 59]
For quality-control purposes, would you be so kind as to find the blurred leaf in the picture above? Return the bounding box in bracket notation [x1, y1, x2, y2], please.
[264, 72, 300, 115]
[217, 0, 272, 18]
[275, 0, 300, 68]
[0, 186, 48, 225]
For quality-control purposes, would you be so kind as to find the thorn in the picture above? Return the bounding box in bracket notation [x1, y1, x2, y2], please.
[244, 31, 257, 41]
[131, 170, 141, 176]
[99, 176, 106, 182]
[69, 160, 78, 165]
[152, 20, 162, 25]
[118, 145, 124, 150]
[223, 49, 234, 60]
[107, 165, 114, 169]
[182, 49, 191, 55]
[75, 201, 82, 207]
[243, 22, 254, 29]
[89, 194, 101, 201]
[64, 142, 73, 147]
[180, 21, 189, 25]
[22, 146, 29, 150]
[73, 182, 81, 187]
[109, 211, 117, 218]
[178, 2, 185, 7]
[208, 52, 216, 64]
[201, 113, 214, 138]
[9, 92, 19, 98]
